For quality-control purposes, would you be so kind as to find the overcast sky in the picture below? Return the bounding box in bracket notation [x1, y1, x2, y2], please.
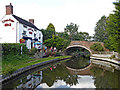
[0, 0, 115, 36]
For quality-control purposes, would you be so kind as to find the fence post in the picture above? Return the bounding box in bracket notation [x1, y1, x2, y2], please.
[21, 46, 23, 55]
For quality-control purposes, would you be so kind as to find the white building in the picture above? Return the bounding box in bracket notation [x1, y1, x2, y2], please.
[0, 3, 43, 49]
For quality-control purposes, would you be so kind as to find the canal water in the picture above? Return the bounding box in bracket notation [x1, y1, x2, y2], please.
[2, 56, 120, 89]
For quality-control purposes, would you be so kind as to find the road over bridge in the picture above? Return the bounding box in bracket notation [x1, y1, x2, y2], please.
[66, 41, 109, 55]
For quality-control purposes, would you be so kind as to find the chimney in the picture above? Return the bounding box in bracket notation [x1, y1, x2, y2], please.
[29, 19, 34, 24]
[6, 3, 13, 15]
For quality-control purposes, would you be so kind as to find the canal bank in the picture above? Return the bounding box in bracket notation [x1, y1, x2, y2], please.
[90, 54, 120, 70]
[1, 56, 71, 84]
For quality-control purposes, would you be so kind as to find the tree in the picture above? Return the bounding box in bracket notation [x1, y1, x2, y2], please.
[57, 32, 70, 40]
[105, 0, 120, 52]
[41, 29, 54, 41]
[41, 23, 56, 41]
[64, 23, 79, 40]
[44, 35, 70, 51]
[47, 23, 55, 35]
[93, 15, 108, 42]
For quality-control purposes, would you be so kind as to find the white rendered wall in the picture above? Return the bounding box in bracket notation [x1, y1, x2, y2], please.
[0, 15, 17, 43]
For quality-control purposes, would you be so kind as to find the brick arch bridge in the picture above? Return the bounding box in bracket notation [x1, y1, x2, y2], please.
[66, 41, 109, 55]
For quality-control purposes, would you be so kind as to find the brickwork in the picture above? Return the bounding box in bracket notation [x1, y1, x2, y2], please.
[67, 41, 109, 54]
[6, 3, 13, 15]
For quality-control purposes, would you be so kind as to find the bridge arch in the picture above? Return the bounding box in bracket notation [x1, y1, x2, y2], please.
[66, 45, 92, 55]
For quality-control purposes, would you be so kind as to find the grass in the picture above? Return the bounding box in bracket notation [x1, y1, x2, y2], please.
[2, 55, 71, 75]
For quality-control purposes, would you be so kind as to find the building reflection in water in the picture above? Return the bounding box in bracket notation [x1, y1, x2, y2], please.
[16, 71, 42, 88]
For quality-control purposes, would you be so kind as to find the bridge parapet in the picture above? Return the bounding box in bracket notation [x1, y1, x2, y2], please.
[66, 41, 109, 55]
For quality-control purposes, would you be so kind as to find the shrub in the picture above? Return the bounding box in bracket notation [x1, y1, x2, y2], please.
[2, 43, 28, 55]
[28, 48, 37, 55]
[109, 55, 116, 59]
[90, 43, 104, 51]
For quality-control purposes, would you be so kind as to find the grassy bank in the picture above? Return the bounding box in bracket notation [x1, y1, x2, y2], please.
[2, 55, 71, 75]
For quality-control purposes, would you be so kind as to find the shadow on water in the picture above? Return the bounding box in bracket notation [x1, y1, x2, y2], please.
[2, 56, 120, 89]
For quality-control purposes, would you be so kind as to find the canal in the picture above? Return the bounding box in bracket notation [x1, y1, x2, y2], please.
[2, 56, 120, 89]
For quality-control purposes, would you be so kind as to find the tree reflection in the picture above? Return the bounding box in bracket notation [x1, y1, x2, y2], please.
[90, 65, 120, 88]
[65, 56, 90, 69]
[41, 63, 78, 87]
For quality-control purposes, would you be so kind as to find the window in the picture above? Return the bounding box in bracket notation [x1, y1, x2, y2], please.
[22, 30, 26, 35]
[34, 34, 36, 38]
[23, 25, 27, 28]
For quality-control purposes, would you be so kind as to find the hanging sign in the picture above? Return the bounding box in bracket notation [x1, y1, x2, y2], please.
[28, 28, 33, 34]
[20, 39, 25, 43]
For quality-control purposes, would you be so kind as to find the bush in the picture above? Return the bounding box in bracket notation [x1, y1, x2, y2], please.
[2, 43, 28, 55]
[28, 48, 37, 55]
[90, 43, 104, 51]
[109, 55, 116, 59]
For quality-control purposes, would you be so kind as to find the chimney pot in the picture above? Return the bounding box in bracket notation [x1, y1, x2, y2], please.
[6, 3, 13, 15]
[29, 19, 34, 24]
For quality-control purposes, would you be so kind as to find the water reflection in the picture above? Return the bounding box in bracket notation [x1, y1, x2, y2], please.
[65, 56, 90, 69]
[36, 75, 95, 88]
[90, 64, 120, 88]
[2, 56, 120, 89]
[16, 71, 42, 88]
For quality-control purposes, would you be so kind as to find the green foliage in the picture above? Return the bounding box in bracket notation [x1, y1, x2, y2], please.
[64, 23, 79, 40]
[104, 39, 114, 51]
[60, 23, 91, 41]
[28, 48, 37, 55]
[90, 43, 104, 51]
[57, 32, 70, 40]
[41, 29, 54, 41]
[105, 0, 120, 52]
[109, 55, 116, 59]
[46, 23, 55, 35]
[76, 32, 91, 41]
[41, 23, 56, 41]
[2, 43, 28, 55]
[44, 35, 70, 51]
[93, 15, 108, 42]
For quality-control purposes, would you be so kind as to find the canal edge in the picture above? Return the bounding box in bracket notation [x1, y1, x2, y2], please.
[90, 56, 120, 70]
[1, 57, 71, 84]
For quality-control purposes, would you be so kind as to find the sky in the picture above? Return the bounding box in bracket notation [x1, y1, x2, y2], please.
[0, 0, 115, 36]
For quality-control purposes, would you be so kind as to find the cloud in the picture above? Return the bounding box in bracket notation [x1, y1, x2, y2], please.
[0, 0, 115, 36]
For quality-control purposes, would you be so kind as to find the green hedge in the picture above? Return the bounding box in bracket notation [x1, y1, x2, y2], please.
[90, 43, 104, 51]
[2, 43, 28, 55]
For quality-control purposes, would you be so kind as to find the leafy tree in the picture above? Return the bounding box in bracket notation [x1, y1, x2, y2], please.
[41, 23, 56, 41]
[41, 29, 54, 41]
[93, 15, 108, 42]
[105, 0, 120, 52]
[64, 23, 79, 40]
[44, 35, 70, 51]
[57, 32, 70, 40]
[47, 23, 56, 35]
[78, 32, 91, 41]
